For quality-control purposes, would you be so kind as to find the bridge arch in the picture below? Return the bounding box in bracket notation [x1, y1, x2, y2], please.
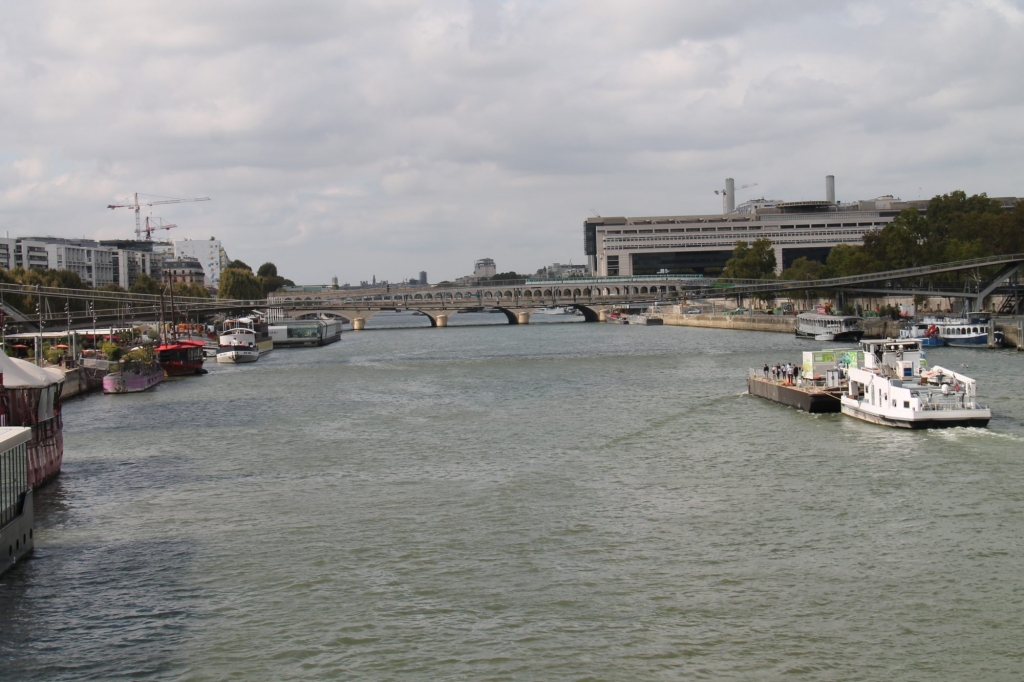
[544, 289, 552, 297]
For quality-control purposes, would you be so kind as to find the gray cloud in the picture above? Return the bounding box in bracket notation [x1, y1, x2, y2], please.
[1, 0, 1022, 282]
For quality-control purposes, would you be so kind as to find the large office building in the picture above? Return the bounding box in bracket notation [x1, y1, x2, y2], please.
[0, 237, 116, 286]
[584, 176, 1020, 277]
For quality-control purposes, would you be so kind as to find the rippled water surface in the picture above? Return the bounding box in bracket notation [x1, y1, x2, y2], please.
[2, 316, 1023, 680]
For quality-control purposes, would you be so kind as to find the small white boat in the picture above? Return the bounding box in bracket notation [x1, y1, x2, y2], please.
[840, 338, 990, 429]
[534, 306, 576, 315]
[216, 317, 272, 364]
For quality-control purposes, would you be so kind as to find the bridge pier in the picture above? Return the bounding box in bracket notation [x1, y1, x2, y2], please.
[352, 317, 366, 331]
[516, 311, 531, 325]
[599, 310, 609, 322]
[436, 314, 449, 327]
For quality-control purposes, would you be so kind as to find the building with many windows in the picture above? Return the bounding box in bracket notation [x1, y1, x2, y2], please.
[0, 237, 116, 286]
[163, 258, 206, 286]
[584, 176, 1021, 277]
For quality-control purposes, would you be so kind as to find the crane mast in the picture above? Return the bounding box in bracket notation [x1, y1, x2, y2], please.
[107, 193, 210, 240]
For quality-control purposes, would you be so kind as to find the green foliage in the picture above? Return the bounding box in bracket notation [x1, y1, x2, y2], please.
[259, 274, 287, 296]
[780, 193, 1024, 281]
[218, 267, 264, 300]
[172, 282, 211, 299]
[780, 257, 826, 281]
[257, 262, 278, 278]
[100, 342, 122, 361]
[722, 239, 777, 280]
[129, 273, 163, 295]
[484, 272, 524, 282]
[227, 259, 252, 272]
[44, 347, 63, 364]
[124, 346, 154, 364]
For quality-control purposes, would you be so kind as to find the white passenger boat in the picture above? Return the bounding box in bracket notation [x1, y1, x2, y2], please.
[796, 313, 864, 342]
[840, 338, 990, 429]
[924, 316, 1003, 348]
[216, 317, 273, 364]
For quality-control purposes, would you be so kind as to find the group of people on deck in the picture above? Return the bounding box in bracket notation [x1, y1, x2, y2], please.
[763, 362, 801, 385]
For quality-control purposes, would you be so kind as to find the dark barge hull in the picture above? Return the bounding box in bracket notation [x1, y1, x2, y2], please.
[747, 376, 842, 413]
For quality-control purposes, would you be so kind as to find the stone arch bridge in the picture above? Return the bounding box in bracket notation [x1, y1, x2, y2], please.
[269, 278, 700, 328]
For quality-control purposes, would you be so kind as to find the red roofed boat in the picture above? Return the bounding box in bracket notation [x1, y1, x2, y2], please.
[155, 339, 207, 376]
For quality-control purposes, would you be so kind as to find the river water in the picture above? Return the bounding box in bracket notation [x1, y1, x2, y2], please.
[2, 314, 1023, 680]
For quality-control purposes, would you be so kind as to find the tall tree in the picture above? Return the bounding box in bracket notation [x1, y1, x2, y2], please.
[129, 273, 163, 295]
[722, 238, 777, 279]
[256, 262, 278, 278]
[218, 268, 263, 299]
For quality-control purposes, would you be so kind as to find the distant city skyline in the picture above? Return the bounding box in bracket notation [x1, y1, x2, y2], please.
[2, 2, 1022, 283]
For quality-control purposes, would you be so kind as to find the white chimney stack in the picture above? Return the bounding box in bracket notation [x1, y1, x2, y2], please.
[826, 175, 836, 204]
[725, 177, 735, 214]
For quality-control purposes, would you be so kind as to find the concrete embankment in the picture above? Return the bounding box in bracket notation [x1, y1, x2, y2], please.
[661, 313, 796, 334]
[660, 313, 1023, 348]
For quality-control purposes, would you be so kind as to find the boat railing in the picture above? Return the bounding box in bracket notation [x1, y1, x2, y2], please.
[80, 357, 114, 371]
[918, 394, 983, 411]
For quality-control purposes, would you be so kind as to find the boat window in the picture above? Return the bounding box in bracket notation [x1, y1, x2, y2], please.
[904, 401, 910, 408]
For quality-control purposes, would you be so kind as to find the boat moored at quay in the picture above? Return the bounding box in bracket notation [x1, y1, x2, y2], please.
[217, 317, 273, 363]
[929, 316, 1003, 348]
[841, 338, 990, 428]
[795, 312, 864, 342]
[156, 339, 207, 375]
[0, 353, 65, 488]
[103, 356, 165, 394]
[0, 426, 35, 577]
[267, 319, 343, 347]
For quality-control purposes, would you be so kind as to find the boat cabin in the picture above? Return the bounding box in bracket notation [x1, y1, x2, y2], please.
[860, 338, 925, 379]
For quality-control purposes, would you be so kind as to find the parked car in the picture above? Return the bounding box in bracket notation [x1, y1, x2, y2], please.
[686, 307, 702, 314]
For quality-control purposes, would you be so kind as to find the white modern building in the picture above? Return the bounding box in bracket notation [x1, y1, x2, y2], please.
[583, 176, 1020, 277]
[174, 238, 229, 289]
[0, 237, 116, 286]
[473, 258, 496, 278]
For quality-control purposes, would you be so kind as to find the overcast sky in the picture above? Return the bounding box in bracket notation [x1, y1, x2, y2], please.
[2, 1, 1022, 284]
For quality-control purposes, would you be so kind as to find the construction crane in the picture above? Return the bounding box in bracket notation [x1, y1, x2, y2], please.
[714, 181, 758, 213]
[140, 217, 178, 240]
[107, 193, 210, 240]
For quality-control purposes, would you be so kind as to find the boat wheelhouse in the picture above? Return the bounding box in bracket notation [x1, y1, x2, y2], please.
[795, 313, 864, 342]
[155, 339, 207, 376]
[840, 338, 990, 428]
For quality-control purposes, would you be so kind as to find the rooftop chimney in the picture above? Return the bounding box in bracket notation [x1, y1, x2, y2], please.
[826, 175, 836, 204]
